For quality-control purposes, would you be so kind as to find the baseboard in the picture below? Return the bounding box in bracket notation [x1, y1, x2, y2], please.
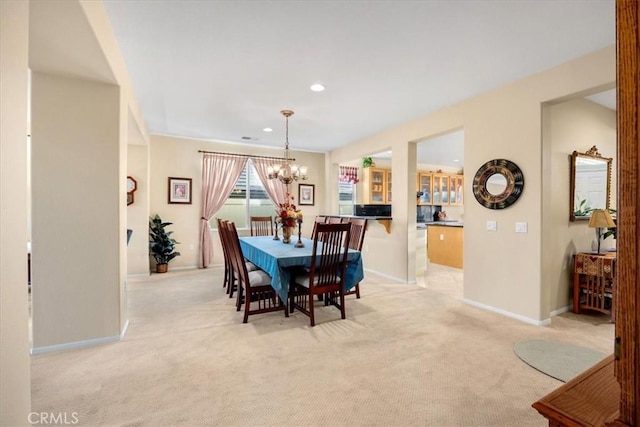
[462, 298, 551, 326]
[127, 272, 150, 278]
[550, 305, 572, 317]
[31, 334, 122, 355]
[362, 268, 405, 283]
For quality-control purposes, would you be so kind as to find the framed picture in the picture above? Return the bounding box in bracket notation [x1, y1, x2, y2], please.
[168, 177, 192, 204]
[298, 183, 315, 206]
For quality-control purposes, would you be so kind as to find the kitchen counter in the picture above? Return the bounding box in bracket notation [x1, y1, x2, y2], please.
[427, 223, 463, 268]
[418, 221, 463, 229]
[336, 215, 392, 220]
[326, 215, 392, 234]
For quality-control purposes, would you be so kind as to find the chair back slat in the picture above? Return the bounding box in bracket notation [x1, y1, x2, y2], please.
[346, 217, 367, 251]
[310, 223, 351, 288]
[250, 216, 274, 236]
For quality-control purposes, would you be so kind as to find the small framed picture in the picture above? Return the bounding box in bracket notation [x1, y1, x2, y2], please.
[168, 177, 192, 204]
[298, 183, 315, 206]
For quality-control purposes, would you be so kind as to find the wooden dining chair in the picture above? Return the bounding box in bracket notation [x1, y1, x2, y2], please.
[218, 218, 258, 299]
[290, 222, 351, 326]
[216, 218, 233, 291]
[221, 221, 288, 323]
[327, 216, 344, 224]
[250, 216, 274, 236]
[311, 215, 328, 238]
[344, 217, 367, 299]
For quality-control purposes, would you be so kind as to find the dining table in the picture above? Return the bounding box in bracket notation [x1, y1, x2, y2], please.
[238, 236, 365, 303]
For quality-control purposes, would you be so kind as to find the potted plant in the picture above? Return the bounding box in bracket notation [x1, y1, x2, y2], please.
[149, 214, 181, 273]
[362, 157, 375, 168]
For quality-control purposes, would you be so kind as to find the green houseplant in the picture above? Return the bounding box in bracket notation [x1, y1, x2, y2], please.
[149, 214, 181, 273]
[362, 157, 375, 168]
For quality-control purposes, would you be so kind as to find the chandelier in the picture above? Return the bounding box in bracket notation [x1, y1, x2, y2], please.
[267, 110, 309, 184]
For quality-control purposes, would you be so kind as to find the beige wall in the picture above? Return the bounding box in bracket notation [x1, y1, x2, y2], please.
[147, 134, 326, 270]
[329, 46, 615, 323]
[127, 144, 150, 276]
[30, 72, 124, 349]
[1, 0, 32, 423]
[544, 98, 617, 313]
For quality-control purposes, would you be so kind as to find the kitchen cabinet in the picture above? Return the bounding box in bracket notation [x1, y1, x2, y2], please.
[417, 173, 432, 205]
[427, 224, 463, 268]
[420, 173, 463, 206]
[363, 168, 390, 204]
[386, 170, 392, 203]
[449, 175, 464, 206]
[432, 174, 450, 205]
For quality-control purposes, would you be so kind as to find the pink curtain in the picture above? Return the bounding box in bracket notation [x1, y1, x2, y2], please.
[252, 157, 288, 206]
[199, 154, 248, 268]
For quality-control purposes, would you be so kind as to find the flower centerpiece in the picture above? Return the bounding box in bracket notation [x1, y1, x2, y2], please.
[275, 191, 302, 243]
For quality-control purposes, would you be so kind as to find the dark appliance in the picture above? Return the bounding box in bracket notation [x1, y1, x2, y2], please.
[354, 204, 391, 217]
[417, 205, 442, 223]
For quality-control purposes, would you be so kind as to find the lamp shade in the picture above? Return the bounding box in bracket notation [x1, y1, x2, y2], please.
[588, 209, 615, 228]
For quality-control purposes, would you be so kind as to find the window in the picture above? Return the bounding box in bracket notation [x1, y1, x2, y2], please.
[211, 161, 274, 229]
[338, 181, 355, 215]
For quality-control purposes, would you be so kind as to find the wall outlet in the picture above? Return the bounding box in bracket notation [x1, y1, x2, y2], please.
[486, 220, 497, 231]
[439, 234, 444, 240]
[189, 243, 195, 250]
[515, 222, 528, 233]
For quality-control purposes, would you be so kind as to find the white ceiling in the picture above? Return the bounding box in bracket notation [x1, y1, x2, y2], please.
[103, 0, 615, 155]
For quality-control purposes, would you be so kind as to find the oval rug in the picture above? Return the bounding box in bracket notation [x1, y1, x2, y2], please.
[514, 339, 607, 382]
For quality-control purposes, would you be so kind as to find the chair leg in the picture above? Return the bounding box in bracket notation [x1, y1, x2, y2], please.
[340, 290, 346, 319]
[309, 291, 315, 327]
[355, 283, 361, 299]
[243, 289, 250, 323]
[236, 285, 243, 312]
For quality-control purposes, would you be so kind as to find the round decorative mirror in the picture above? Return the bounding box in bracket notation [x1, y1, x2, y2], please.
[472, 159, 524, 210]
[485, 173, 508, 196]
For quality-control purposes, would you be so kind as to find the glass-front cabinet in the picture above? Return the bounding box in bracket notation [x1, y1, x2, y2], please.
[432, 174, 449, 205]
[386, 170, 392, 203]
[418, 173, 432, 205]
[365, 168, 388, 204]
[449, 175, 464, 205]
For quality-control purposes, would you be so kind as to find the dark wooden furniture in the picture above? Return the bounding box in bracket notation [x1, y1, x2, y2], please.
[532, 355, 620, 426]
[216, 218, 234, 294]
[344, 217, 367, 299]
[221, 221, 287, 323]
[250, 215, 274, 236]
[290, 223, 351, 326]
[572, 252, 616, 319]
[311, 215, 328, 238]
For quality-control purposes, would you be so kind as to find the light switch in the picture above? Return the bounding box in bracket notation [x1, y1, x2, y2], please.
[439, 234, 444, 240]
[486, 220, 497, 231]
[515, 222, 528, 233]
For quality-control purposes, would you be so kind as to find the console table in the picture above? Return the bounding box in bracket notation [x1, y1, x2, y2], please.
[573, 252, 616, 320]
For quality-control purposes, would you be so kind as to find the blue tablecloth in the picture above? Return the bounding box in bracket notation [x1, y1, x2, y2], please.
[239, 236, 364, 302]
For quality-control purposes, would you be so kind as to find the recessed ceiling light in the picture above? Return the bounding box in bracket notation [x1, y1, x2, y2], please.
[453, 159, 460, 162]
[310, 83, 326, 92]
[263, 127, 273, 132]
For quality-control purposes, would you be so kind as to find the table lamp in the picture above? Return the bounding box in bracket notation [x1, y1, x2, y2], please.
[588, 209, 615, 254]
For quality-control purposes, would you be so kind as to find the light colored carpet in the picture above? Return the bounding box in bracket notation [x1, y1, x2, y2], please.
[30, 265, 614, 426]
[514, 339, 607, 383]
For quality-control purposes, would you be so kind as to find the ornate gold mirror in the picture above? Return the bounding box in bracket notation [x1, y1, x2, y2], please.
[569, 146, 612, 222]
